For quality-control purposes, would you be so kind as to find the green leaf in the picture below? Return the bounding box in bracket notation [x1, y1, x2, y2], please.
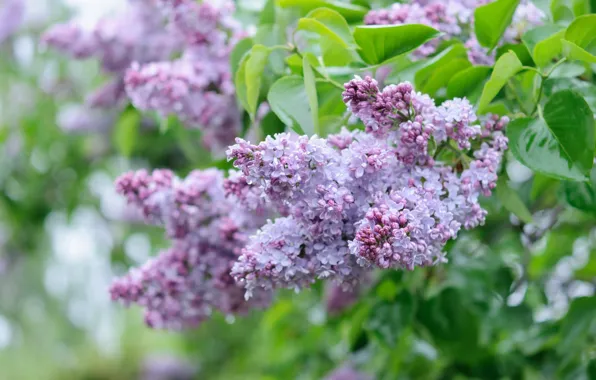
[303, 55, 320, 135]
[237, 45, 271, 119]
[447, 66, 492, 100]
[562, 167, 596, 213]
[259, 0, 276, 25]
[294, 17, 354, 66]
[478, 51, 523, 113]
[421, 59, 472, 95]
[548, 62, 586, 78]
[113, 108, 141, 157]
[496, 43, 534, 66]
[561, 40, 596, 64]
[474, 0, 521, 49]
[507, 69, 541, 115]
[575, 249, 596, 280]
[353, 24, 441, 65]
[267, 76, 315, 135]
[230, 37, 253, 79]
[260, 111, 286, 139]
[276, 0, 368, 22]
[558, 297, 596, 354]
[414, 44, 469, 93]
[305, 8, 356, 47]
[531, 173, 560, 201]
[565, 14, 596, 48]
[364, 292, 414, 348]
[529, 227, 577, 278]
[522, 25, 565, 68]
[552, 0, 591, 22]
[508, 90, 595, 181]
[496, 177, 533, 223]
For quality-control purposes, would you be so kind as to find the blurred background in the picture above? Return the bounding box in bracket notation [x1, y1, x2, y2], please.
[1, 0, 596, 379]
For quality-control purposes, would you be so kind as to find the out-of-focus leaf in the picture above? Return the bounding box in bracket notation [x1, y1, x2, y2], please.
[552, 0, 591, 22]
[230, 37, 254, 78]
[561, 40, 596, 64]
[562, 167, 596, 214]
[478, 51, 523, 113]
[260, 111, 286, 139]
[277, 0, 368, 22]
[260, 0, 276, 25]
[529, 227, 578, 278]
[447, 66, 492, 100]
[113, 108, 141, 157]
[558, 297, 596, 354]
[496, 43, 534, 66]
[522, 25, 565, 68]
[268, 75, 314, 135]
[364, 292, 414, 348]
[414, 44, 470, 95]
[295, 17, 355, 66]
[303, 55, 320, 135]
[496, 177, 533, 223]
[508, 90, 595, 181]
[575, 249, 596, 280]
[235, 45, 271, 119]
[354, 24, 441, 65]
[474, 0, 520, 49]
[306, 8, 356, 46]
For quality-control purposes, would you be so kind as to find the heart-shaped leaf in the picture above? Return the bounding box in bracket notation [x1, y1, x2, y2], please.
[303, 55, 320, 135]
[474, 0, 520, 49]
[508, 90, 595, 181]
[447, 66, 492, 100]
[277, 0, 368, 22]
[354, 24, 441, 65]
[522, 25, 565, 68]
[495, 177, 533, 224]
[478, 51, 523, 113]
[268, 76, 315, 135]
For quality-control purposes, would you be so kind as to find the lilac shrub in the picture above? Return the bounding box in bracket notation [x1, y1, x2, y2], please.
[124, 0, 244, 153]
[43, 0, 243, 152]
[43, 0, 181, 110]
[111, 75, 507, 328]
[228, 76, 508, 298]
[365, 0, 545, 64]
[110, 168, 271, 329]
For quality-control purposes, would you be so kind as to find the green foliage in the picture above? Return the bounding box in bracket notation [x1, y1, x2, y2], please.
[478, 51, 523, 113]
[5, 1, 596, 379]
[474, 0, 521, 49]
[354, 24, 441, 64]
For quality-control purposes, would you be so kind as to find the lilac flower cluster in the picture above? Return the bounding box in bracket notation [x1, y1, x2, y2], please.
[43, 0, 243, 152]
[110, 168, 271, 329]
[226, 76, 508, 298]
[365, 0, 545, 64]
[324, 365, 373, 380]
[0, 0, 24, 45]
[43, 0, 181, 111]
[111, 76, 507, 329]
[124, 0, 244, 153]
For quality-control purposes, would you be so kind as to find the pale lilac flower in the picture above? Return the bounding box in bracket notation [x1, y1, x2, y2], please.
[111, 168, 272, 329]
[228, 78, 508, 297]
[324, 365, 373, 380]
[0, 0, 24, 44]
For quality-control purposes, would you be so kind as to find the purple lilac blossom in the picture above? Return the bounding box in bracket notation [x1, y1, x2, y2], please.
[110, 168, 271, 329]
[43, 0, 181, 110]
[325, 282, 362, 315]
[324, 365, 374, 380]
[227, 76, 508, 298]
[140, 355, 196, 380]
[0, 0, 24, 44]
[365, 0, 545, 64]
[124, 0, 243, 153]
